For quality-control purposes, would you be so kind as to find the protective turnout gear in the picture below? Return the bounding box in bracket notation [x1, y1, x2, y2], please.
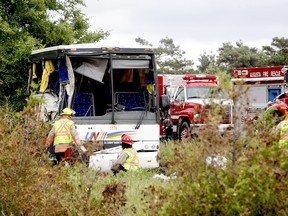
[122, 148, 139, 170]
[61, 108, 75, 116]
[46, 110, 83, 165]
[53, 119, 75, 146]
[46, 118, 81, 147]
[279, 119, 288, 148]
[121, 134, 134, 145]
[111, 134, 139, 175]
[46, 146, 58, 165]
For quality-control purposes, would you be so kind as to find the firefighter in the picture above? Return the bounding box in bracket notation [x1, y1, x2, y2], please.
[46, 108, 87, 165]
[111, 134, 139, 175]
[276, 112, 288, 155]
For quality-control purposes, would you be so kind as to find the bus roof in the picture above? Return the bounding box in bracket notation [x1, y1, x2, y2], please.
[30, 43, 154, 62]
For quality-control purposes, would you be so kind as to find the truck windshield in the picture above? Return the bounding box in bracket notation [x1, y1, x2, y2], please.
[186, 86, 225, 99]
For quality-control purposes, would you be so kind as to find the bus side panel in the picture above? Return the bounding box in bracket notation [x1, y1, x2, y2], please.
[89, 151, 159, 172]
[76, 124, 160, 150]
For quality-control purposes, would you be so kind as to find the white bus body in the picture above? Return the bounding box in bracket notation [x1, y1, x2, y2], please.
[29, 44, 161, 171]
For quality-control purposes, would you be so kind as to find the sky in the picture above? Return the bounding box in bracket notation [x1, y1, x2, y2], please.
[82, 0, 288, 67]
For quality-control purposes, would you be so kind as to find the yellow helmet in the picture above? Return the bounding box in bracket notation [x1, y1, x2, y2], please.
[60, 108, 75, 116]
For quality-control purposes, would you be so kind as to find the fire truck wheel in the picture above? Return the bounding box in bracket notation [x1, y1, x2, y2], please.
[178, 121, 190, 140]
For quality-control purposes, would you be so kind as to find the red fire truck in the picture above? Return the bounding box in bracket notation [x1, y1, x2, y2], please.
[231, 66, 285, 118]
[264, 66, 288, 118]
[161, 74, 234, 140]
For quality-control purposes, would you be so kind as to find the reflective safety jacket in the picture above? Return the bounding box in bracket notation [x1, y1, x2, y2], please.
[122, 148, 139, 170]
[279, 119, 288, 148]
[46, 117, 81, 147]
[54, 119, 74, 145]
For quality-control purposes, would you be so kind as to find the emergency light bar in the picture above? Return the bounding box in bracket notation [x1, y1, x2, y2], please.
[101, 47, 121, 51]
[100, 47, 152, 52]
[183, 74, 217, 81]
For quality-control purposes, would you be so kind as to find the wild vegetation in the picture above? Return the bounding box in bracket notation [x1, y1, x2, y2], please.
[1, 82, 288, 215]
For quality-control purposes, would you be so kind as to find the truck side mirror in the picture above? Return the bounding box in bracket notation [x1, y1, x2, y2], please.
[160, 95, 170, 111]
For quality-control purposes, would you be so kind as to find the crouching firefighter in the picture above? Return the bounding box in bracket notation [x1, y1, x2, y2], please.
[111, 134, 139, 175]
[45, 108, 87, 165]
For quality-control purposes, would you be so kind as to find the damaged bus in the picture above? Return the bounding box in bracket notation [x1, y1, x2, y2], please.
[28, 44, 162, 171]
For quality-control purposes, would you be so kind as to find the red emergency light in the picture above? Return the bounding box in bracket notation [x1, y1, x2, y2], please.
[183, 74, 217, 82]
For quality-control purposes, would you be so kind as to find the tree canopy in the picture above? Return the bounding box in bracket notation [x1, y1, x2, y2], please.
[136, 37, 194, 74]
[262, 37, 288, 66]
[197, 37, 288, 74]
[197, 51, 217, 74]
[0, 0, 108, 110]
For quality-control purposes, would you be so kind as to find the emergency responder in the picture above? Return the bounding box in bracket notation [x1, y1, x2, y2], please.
[276, 112, 288, 149]
[46, 108, 87, 165]
[111, 134, 139, 175]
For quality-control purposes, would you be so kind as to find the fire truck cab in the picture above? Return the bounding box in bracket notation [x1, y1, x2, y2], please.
[169, 74, 233, 140]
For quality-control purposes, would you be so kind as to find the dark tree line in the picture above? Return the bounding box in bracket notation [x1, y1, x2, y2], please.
[198, 37, 288, 74]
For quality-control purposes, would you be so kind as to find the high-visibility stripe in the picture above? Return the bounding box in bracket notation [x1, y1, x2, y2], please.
[279, 120, 288, 148]
[55, 144, 70, 153]
[280, 132, 288, 140]
[54, 119, 74, 145]
[123, 148, 139, 170]
[55, 120, 71, 135]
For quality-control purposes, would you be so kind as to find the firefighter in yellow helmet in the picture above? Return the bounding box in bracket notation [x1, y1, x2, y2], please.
[111, 134, 139, 175]
[46, 108, 87, 165]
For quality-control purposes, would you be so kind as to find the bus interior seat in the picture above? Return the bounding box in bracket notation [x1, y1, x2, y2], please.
[73, 93, 95, 116]
[115, 92, 146, 111]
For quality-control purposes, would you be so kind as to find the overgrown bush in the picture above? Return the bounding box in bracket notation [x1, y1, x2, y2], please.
[142, 74, 288, 215]
[148, 134, 288, 215]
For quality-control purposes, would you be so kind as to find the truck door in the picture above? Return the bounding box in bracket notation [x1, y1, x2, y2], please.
[170, 87, 185, 122]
